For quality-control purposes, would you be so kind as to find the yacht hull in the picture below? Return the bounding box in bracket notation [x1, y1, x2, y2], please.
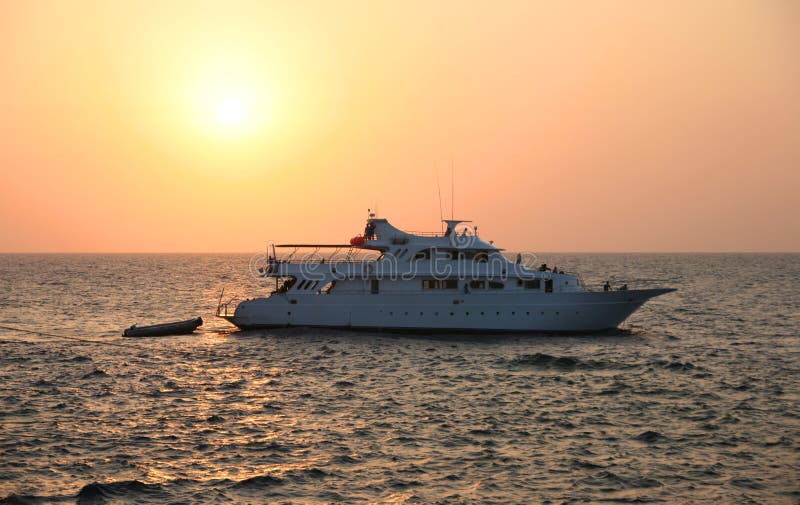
[225, 288, 675, 333]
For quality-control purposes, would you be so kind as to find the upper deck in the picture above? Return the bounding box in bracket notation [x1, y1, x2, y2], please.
[250, 216, 583, 288]
[261, 216, 501, 266]
[357, 217, 501, 253]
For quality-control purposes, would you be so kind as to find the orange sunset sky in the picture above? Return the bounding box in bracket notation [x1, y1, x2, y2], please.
[1, 0, 798, 253]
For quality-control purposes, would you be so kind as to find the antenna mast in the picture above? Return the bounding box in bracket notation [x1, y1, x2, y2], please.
[436, 168, 443, 233]
[450, 156, 454, 219]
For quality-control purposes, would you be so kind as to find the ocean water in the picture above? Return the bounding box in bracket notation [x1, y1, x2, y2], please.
[0, 253, 798, 504]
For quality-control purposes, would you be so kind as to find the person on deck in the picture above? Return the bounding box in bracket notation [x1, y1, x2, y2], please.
[603, 281, 611, 292]
[364, 222, 376, 240]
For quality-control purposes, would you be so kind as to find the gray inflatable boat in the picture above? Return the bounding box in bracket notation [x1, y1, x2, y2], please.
[123, 317, 203, 337]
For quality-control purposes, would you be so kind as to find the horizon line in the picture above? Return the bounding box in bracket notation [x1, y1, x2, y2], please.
[0, 250, 798, 255]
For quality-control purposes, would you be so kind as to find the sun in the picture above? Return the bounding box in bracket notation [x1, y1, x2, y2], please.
[216, 97, 245, 127]
[183, 58, 277, 139]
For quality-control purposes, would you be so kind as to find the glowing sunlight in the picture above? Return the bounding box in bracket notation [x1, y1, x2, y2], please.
[216, 97, 245, 127]
[183, 59, 275, 140]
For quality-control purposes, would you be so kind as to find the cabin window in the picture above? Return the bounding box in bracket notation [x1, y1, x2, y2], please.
[545, 279, 553, 293]
[523, 279, 540, 289]
[422, 279, 440, 289]
[296, 280, 308, 290]
[318, 281, 336, 294]
[489, 281, 504, 289]
[276, 277, 297, 294]
[415, 249, 431, 260]
[371, 279, 380, 294]
[469, 280, 486, 289]
[309, 280, 319, 290]
[474, 253, 488, 263]
[441, 279, 458, 290]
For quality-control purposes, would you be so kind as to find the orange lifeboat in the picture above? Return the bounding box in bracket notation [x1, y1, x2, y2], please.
[350, 236, 366, 246]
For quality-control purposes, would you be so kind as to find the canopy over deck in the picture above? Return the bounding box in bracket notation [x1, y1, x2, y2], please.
[275, 244, 354, 248]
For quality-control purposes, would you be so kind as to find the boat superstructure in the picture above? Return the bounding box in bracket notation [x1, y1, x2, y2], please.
[217, 215, 675, 332]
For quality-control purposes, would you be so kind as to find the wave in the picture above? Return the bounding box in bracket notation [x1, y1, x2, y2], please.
[231, 475, 284, 488]
[80, 369, 110, 380]
[76, 480, 166, 504]
[329, 454, 360, 464]
[634, 430, 667, 443]
[508, 353, 610, 371]
[509, 354, 705, 376]
[228, 467, 332, 492]
[578, 470, 663, 490]
[282, 468, 330, 482]
[650, 359, 700, 372]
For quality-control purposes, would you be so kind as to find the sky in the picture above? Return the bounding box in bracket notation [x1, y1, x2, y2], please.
[0, 0, 798, 252]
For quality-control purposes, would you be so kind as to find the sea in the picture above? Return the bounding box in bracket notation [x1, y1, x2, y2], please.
[0, 253, 797, 504]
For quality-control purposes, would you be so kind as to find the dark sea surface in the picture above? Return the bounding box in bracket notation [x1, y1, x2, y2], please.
[0, 253, 798, 504]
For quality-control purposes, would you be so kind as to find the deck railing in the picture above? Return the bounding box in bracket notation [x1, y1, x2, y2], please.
[259, 244, 381, 265]
[216, 296, 240, 317]
[403, 230, 444, 237]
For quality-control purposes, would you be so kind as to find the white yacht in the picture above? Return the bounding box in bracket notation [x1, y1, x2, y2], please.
[217, 214, 675, 332]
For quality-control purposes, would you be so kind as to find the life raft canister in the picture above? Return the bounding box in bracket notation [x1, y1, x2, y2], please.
[350, 236, 366, 246]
